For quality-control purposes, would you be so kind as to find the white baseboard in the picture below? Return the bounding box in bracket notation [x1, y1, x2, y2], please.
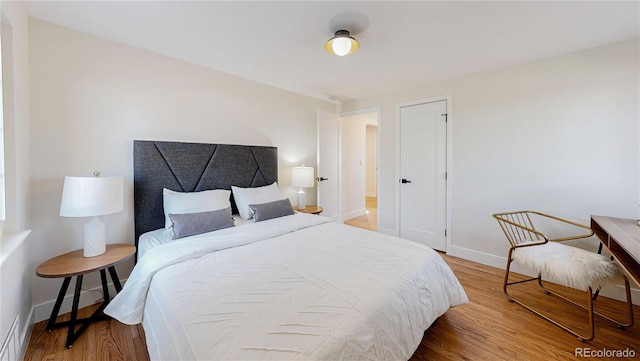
[33, 278, 127, 324]
[447, 244, 640, 306]
[378, 227, 396, 237]
[343, 208, 366, 221]
[447, 244, 507, 269]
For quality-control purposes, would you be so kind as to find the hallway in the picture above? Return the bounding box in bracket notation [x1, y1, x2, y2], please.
[344, 197, 377, 231]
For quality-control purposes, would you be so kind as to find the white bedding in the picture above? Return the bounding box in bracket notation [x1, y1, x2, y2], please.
[137, 228, 169, 260]
[106, 213, 468, 360]
[137, 215, 254, 260]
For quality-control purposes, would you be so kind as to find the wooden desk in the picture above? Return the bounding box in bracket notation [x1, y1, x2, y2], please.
[591, 215, 640, 287]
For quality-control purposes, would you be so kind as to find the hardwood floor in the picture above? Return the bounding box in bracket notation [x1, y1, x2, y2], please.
[344, 196, 378, 231]
[412, 256, 639, 360]
[25, 304, 149, 361]
[25, 228, 640, 360]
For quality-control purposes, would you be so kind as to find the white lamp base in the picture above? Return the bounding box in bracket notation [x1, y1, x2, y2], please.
[297, 189, 306, 209]
[84, 217, 106, 257]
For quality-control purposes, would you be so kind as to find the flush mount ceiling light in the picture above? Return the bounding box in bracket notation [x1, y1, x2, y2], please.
[324, 30, 360, 56]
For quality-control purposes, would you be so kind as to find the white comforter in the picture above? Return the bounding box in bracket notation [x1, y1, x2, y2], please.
[105, 213, 467, 360]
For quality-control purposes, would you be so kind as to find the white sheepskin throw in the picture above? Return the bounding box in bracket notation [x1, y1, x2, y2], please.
[512, 242, 620, 291]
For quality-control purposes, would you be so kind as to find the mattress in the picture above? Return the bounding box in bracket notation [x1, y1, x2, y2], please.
[107, 213, 467, 360]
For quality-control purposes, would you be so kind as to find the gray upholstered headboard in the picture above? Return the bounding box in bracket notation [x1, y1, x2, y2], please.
[133, 140, 278, 246]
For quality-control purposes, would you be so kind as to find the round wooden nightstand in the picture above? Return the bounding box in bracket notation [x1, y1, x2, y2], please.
[295, 205, 323, 215]
[36, 244, 135, 348]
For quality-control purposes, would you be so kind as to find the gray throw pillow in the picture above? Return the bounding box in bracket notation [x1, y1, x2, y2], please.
[169, 207, 234, 239]
[249, 198, 295, 222]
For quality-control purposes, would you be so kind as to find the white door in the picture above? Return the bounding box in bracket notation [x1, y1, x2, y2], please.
[317, 109, 340, 221]
[399, 100, 447, 251]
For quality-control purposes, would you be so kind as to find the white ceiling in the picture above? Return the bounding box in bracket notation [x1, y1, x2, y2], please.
[23, 1, 640, 102]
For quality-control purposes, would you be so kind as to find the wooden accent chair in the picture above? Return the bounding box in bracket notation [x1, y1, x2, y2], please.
[493, 210, 634, 341]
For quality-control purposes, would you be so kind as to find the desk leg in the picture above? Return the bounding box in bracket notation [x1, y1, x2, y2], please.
[593, 241, 615, 301]
[593, 243, 604, 300]
[66, 275, 83, 348]
[46, 277, 71, 332]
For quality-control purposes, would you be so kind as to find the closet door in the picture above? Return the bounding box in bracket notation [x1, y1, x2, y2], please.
[399, 100, 447, 251]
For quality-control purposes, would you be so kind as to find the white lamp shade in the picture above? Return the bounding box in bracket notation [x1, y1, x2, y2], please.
[291, 166, 315, 188]
[60, 175, 124, 217]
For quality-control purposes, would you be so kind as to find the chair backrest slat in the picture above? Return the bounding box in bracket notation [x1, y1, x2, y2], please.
[494, 211, 542, 247]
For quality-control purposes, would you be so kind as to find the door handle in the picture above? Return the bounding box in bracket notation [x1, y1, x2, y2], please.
[401, 179, 411, 184]
[316, 177, 328, 182]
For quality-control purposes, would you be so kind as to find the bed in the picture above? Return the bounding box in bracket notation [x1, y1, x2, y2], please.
[104, 140, 468, 360]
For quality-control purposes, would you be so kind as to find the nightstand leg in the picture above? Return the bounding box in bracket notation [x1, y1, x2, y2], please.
[46, 277, 71, 332]
[108, 266, 122, 292]
[100, 269, 110, 302]
[65, 274, 83, 348]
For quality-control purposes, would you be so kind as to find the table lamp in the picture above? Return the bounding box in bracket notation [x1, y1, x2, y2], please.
[59, 172, 124, 257]
[291, 166, 314, 209]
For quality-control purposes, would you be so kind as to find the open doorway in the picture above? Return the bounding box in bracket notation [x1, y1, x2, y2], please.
[340, 110, 378, 232]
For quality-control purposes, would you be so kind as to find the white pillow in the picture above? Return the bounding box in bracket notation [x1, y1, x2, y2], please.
[162, 188, 231, 229]
[231, 182, 282, 220]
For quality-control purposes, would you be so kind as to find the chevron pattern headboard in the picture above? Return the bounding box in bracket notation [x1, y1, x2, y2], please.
[133, 140, 278, 245]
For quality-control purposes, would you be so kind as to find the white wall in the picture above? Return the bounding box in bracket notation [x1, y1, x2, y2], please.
[0, 0, 32, 357]
[1, 3, 29, 235]
[340, 114, 366, 219]
[342, 40, 639, 270]
[28, 19, 334, 317]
